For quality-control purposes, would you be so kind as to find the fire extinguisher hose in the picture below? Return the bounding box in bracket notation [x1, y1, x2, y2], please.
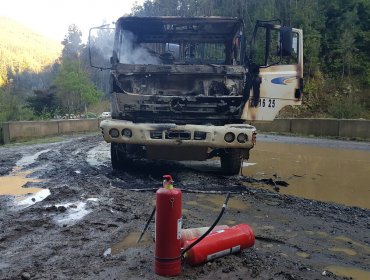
[137, 206, 156, 244]
[181, 192, 231, 258]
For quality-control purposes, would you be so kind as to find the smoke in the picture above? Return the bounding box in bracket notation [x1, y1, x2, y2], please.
[119, 31, 160, 65]
[89, 27, 115, 68]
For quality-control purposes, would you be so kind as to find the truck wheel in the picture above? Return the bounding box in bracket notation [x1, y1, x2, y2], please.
[221, 149, 242, 175]
[111, 143, 128, 170]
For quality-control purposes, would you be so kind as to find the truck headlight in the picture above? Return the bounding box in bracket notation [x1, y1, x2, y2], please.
[237, 133, 247, 143]
[224, 132, 235, 143]
[122, 128, 132, 138]
[109, 128, 120, 138]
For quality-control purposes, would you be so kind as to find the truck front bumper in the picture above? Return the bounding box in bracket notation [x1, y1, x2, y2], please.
[100, 120, 256, 149]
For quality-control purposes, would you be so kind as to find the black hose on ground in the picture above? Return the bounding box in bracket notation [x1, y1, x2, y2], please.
[181, 192, 231, 258]
[137, 206, 156, 244]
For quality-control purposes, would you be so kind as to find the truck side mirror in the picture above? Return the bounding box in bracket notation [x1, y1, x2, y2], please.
[89, 26, 115, 70]
[280, 27, 293, 57]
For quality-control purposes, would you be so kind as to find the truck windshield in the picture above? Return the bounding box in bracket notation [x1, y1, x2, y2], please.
[116, 29, 238, 65]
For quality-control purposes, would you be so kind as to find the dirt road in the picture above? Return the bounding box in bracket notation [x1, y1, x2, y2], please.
[0, 134, 369, 280]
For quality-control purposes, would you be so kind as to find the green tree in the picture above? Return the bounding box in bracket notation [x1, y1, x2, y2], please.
[54, 60, 102, 115]
[61, 24, 83, 61]
[54, 24, 103, 116]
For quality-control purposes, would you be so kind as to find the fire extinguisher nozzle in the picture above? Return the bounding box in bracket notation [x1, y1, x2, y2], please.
[224, 192, 231, 206]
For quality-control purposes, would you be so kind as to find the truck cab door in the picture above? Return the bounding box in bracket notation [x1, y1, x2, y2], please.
[242, 22, 303, 121]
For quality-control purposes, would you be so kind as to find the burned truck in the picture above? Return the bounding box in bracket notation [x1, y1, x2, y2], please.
[90, 17, 303, 175]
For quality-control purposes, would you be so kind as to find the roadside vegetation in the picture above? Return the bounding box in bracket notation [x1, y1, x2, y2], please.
[0, 19, 109, 123]
[1, 0, 369, 123]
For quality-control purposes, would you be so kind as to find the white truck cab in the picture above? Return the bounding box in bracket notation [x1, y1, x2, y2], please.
[90, 17, 303, 174]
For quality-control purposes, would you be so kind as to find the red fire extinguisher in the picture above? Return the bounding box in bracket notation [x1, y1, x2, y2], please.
[183, 224, 255, 266]
[155, 175, 182, 276]
[180, 225, 229, 248]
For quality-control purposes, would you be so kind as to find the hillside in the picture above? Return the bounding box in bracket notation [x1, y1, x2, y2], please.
[0, 17, 62, 86]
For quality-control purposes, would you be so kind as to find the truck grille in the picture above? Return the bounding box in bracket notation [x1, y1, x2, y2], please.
[149, 130, 206, 140]
[150, 130, 163, 139]
[165, 130, 191, 140]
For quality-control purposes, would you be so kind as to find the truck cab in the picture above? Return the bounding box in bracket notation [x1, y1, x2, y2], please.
[91, 17, 303, 174]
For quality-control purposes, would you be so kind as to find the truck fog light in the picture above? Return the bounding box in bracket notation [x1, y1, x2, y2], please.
[237, 133, 248, 143]
[109, 128, 120, 138]
[122, 128, 132, 138]
[224, 132, 235, 143]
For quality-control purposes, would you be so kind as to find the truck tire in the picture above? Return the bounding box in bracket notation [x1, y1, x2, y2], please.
[221, 149, 242, 175]
[111, 143, 128, 170]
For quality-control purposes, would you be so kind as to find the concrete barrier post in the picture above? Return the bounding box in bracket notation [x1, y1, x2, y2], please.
[7, 121, 59, 142]
[339, 119, 370, 139]
[1, 122, 10, 144]
[58, 119, 100, 134]
[251, 119, 292, 133]
[291, 118, 340, 137]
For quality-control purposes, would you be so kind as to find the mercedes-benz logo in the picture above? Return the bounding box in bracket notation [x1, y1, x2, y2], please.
[170, 98, 186, 112]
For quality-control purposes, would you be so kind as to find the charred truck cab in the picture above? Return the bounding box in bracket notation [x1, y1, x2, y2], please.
[90, 17, 303, 175]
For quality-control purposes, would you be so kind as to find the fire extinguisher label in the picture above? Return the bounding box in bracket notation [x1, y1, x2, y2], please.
[177, 218, 182, 240]
[207, 245, 241, 261]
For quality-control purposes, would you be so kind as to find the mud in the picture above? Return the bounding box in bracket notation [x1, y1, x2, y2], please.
[0, 134, 369, 280]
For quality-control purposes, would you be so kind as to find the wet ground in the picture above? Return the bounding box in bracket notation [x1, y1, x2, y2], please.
[0, 133, 369, 280]
[243, 134, 370, 209]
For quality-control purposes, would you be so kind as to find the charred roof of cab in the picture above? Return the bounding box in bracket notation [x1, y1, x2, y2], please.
[116, 16, 244, 42]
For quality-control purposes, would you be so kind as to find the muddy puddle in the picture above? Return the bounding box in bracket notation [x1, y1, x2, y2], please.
[243, 141, 370, 209]
[15, 149, 50, 168]
[0, 171, 42, 196]
[86, 142, 110, 167]
[304, 231, 370, 257]
[53, 201, 92, 226]
[109, 232, 152, 255]
[329, 247, 357, 256]
[0, 149, 53, 206]
[326, 265, 370, 280]
[185, 194, 249, 212]
[0, 171, 50, 206]
[334, 236, 370, 253]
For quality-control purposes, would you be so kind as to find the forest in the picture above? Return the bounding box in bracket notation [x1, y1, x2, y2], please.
[0, 18, 109, 123]
[0, 0, 369, 124]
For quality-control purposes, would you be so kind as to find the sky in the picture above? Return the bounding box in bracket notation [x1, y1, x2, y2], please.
[0, 0, 145, 42]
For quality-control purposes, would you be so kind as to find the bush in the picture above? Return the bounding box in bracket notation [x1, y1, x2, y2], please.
[0, 90, 38, 122]
[328, 94, 367, 119]
[86, 112, 98, 118]
[279, 74, 369, 119]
